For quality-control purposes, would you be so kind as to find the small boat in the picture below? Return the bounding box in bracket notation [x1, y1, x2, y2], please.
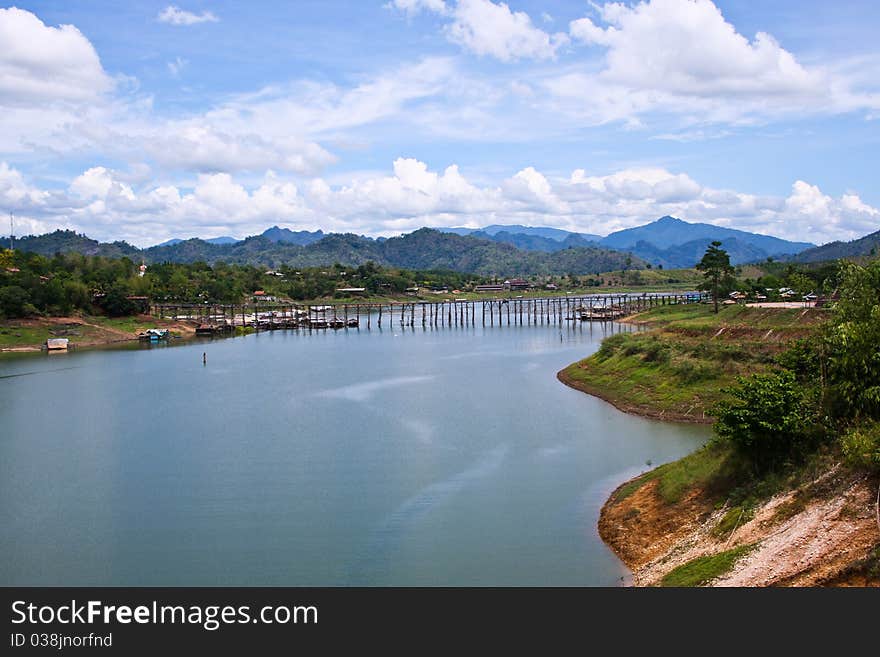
[46, 338, 69, 351]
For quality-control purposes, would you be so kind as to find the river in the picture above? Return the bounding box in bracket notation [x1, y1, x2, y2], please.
[0, 319, 708, 585]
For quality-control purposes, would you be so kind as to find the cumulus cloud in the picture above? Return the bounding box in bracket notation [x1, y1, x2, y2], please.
[390, 0, 567, 61]
[446, 0, 568, 61]
[557, 0, 880, 124]
[69, 167, 135, 201]
[6, 159, 877, 248]
[781, 181, 879, 243]
[569, 0, 819, 97]
[0, 161, 49, 208]
[157, 6, 219, 26]
[0, 7, 113, 106]
[393, 0, 878, 125]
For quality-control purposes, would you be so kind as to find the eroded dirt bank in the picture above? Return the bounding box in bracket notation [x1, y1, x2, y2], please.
[599, 465, 879, 586]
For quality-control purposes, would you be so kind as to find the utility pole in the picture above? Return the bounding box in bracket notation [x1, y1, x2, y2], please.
[8, 211, 13, 251]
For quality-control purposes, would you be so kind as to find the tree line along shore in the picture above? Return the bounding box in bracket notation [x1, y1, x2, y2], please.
[559, 255, 880, 587]
[0, 240, 841, 348]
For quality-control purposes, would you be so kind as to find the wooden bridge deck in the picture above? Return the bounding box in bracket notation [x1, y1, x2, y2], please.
[152, 292, 707, 332]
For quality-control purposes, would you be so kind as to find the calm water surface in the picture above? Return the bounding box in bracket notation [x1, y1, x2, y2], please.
[0, 320, 708, 585]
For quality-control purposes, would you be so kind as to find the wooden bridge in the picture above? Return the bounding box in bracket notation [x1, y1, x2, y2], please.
[151, 291, 707, 332]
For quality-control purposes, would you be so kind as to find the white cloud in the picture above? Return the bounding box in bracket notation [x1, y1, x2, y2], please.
[141, 123, 337, 174]
[0, 7, 113, 107]
[167, 57, 188, 78]
[446, 0, 568, 61]
[387, 0, 879, 127]
[389, 0, 567, 61]
[781, 181, 879, 243]
[69, 167, 135, 201]
[569, 0, 819, 97]
[556, 0, 880, 125]
[385, 0, 448, 16]
[0, 162, 49, 208]
[7, 159, 877, 248]
[157, 6, 219, 26]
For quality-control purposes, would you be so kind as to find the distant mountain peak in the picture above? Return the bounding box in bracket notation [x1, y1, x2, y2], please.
[600, 216, 815, 268]
[261, 226, 325, 245]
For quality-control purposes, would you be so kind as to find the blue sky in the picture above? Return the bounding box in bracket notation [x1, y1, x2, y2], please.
[1, 0, 878, 246]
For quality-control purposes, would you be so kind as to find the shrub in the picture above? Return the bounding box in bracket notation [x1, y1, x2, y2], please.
[841, 423, 880, 471]
[595, 333, 627, 360]
[713, 370, 813, 469]
[642, 339, 671, 364]
[673, 359, 719, 384]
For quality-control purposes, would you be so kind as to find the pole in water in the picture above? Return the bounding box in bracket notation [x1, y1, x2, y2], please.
[203, 352, 207, 365]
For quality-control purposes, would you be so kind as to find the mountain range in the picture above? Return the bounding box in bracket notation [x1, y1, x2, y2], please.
[11, 216, 823, 274]
[155, 236, 238, 247]
[436, 217, 813, 267]
[793, 228, 880, 263]
[440, 224, 603, 243]
[13, 228, 644, 277]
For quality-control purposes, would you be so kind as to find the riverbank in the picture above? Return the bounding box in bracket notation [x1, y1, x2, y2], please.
[561, 303, 880, 586]
[0, 314, 197, 352]
[558, 304, 824, 424]
[599, 447, 879, 586]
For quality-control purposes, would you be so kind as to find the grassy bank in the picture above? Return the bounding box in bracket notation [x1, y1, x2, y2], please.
[559, 303, 825, 423]
[0, 314, 195, 351]
[569, 301, 880, 586]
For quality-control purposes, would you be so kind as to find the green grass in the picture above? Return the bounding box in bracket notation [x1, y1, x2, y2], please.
[613, 443, 736, 505]
[561, 302, 824, 422]
[660, 544, 756, 587]
[711, 505, 755, 538]
[632, 303, 824, 332]
[564, 332, 767, 420]
[84, 315, 171, 332]
[0, 324, 52, 347]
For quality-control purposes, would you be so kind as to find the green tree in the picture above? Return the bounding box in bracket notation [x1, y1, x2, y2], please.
[100, 283, 137, 317]
[787, 272, 815, 297]
[713, 370, 813, 469]
[696, 241, 735, 313]
[0, 285, 32, 318]
[0, 249, 14, 270]
[822, 260, 880, 419]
